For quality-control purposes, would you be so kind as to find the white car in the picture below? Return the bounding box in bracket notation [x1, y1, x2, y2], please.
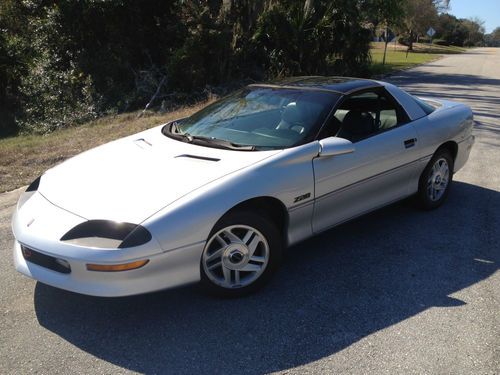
[12, 77, 475, 297]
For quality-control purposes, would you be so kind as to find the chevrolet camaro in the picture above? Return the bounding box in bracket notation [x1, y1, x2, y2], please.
[12, 77, 475, 297]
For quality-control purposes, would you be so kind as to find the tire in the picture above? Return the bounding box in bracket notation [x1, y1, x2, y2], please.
[200, 210, 282, 297]
[417, 149, 454, 210]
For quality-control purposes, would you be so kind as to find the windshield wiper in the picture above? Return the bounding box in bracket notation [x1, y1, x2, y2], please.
[188, 134, 255, 151]
[167, 122, 255, 151]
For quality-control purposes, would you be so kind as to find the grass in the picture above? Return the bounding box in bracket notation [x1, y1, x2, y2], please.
[370, 42, 467, 75]
[0, 102, 210, 193]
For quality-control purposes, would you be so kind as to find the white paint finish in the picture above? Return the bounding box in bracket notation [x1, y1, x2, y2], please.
[144, 141, 320, 251]
[10, 78, 474, 297]
[39, 125, 280, 223]
[312, 123, 420, 232]
[13, 239, 203, 297]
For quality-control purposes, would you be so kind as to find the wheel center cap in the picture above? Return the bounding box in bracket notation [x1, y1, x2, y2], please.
[223, 245, 249, 269]
[229, 251, 244, 264]
[435, 175, 441, 184]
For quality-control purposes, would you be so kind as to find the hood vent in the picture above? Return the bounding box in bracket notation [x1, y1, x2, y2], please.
[134, 138, 153, 149]
[175, 154, 220, 162]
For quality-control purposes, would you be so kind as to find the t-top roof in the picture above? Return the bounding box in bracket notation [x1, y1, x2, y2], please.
[251, 76, 382, 94]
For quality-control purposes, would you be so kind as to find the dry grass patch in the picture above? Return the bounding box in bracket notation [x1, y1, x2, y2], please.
[0, 102, 211, 193]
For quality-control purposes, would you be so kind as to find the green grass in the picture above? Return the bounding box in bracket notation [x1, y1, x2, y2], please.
[370, 49, 439, 75]
[370, 42, 467, 75]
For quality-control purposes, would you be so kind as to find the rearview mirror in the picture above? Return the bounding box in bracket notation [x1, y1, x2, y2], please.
[318, 137, 355, 157]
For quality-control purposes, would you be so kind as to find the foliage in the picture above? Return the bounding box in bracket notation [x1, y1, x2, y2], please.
[396, 1, 487, 50]
[254, 1, 372, 77]
[434, 13, 484, 47]
[461, 17, 486, 47]
[398, 0, 438, 50]
[0, 0, 478, 137]
[362, 0, 406, 39]
[485, 27, 500, 47]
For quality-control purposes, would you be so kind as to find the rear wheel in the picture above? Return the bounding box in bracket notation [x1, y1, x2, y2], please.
[200, 210, 282, 297]
[417, 149, 454, 209]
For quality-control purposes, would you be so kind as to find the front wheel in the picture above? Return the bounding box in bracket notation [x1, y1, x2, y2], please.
[200, 210, 282, 297]
[417, 149, 454, 210]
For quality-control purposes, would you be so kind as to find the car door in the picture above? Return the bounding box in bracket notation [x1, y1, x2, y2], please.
[312, 88, 421, 233]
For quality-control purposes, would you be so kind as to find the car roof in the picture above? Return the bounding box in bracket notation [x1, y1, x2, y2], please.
[249, 76, 382, 95]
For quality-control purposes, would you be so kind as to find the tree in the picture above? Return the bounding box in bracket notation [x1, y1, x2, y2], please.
[253, 0, 372, 77]
[362, 0, 406, 37]
[462, 17, 485, 46]
[362, 0, 406, 65]
[0, 0, 376, 136]
[435, 13, 468, 46]
[485, 27, 500, 47]
[399, 0, 439, 50]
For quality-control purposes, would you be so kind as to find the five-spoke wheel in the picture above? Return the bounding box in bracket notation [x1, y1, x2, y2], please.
[202, 225, 270, 288]
[418, 149, 454, 209]
[426, 157, 450, 202]
[200, 211, 282, 297]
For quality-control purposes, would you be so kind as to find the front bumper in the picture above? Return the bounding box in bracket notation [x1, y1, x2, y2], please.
[12, 192, 203, 297]
[13, 240, 203, 297]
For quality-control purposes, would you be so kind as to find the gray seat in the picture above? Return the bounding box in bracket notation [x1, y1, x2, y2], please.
[336, 110, 375, 142]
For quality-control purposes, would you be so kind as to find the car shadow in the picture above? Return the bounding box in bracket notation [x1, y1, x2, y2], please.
[34, 181, 499, 374]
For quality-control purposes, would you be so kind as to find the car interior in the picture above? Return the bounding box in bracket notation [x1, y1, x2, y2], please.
[172, 88, 338, 149]
[319, 90, 406, 142]
[170, 87, 407, 149]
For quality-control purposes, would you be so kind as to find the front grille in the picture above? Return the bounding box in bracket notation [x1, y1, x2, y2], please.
[20, 245, 71, 274]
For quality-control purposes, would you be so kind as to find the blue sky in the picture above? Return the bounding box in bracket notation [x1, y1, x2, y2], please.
[447, 0, 500, 33]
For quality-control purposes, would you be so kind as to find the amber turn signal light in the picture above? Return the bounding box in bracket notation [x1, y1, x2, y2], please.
[86, 259, 149, 272]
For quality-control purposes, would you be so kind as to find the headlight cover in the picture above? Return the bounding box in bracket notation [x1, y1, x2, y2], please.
[60, 220, 152, 249]
[18, 175, 42, 210]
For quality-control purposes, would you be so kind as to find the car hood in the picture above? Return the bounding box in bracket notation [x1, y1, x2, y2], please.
[39, 126, 280, 223]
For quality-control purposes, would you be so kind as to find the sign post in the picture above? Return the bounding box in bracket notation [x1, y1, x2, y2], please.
[381, 27, 395, 66]
[427, 27, 436, 45]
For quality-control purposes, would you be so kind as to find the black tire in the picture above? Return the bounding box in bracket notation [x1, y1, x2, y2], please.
[200, 210, 282, 298]
[417, 149, 454, 210]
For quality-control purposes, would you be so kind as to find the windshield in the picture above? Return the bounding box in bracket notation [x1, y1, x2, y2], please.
[164, 87, 339, 150]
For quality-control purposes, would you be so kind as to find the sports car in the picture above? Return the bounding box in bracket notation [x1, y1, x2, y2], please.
[12, 77, 475, 297]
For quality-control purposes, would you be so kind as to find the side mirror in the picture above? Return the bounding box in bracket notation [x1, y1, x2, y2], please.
[318, 137, 355, 157]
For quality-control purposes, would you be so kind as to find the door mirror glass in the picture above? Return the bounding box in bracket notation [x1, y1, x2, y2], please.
[318, 137, 355, 157]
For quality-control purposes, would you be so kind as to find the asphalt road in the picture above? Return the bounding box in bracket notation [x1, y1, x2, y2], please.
[1, 48, 499, 375]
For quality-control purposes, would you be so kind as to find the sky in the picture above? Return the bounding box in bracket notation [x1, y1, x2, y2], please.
[447, 0, 500, 33]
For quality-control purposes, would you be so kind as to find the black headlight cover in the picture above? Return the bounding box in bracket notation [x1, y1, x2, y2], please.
[60, 220, 152, 249]
[18, 175, 42, 210]
[26, 176, 41, 192]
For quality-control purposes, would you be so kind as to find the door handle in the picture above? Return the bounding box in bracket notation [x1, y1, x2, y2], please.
[404, 138, 417, 149]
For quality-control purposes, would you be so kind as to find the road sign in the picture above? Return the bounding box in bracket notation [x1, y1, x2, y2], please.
[427, 27, 436, 37]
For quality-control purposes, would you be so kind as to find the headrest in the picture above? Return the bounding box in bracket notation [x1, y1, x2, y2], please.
[342, 111, 375, 135]
[282, 102, 305, 125]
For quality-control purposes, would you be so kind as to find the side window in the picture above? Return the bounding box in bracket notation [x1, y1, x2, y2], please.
[333, 89, 407, 143]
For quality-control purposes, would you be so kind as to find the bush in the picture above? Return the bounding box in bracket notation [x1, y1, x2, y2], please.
[1, 0, 374, 136]
[398, 35, 411, 46]
[433, 39, 450, 46]
[253, 1, 371, 78]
